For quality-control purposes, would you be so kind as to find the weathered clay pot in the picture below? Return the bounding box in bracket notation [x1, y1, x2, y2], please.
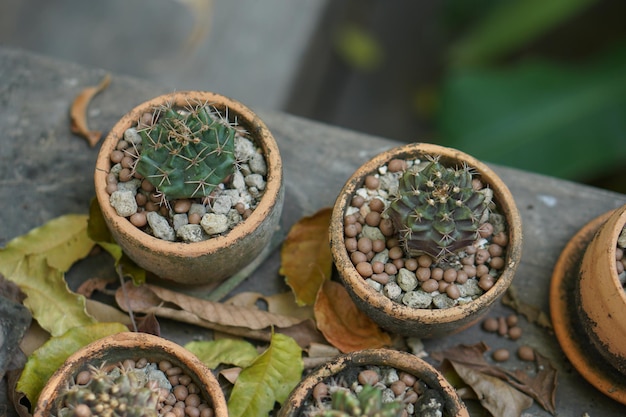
[551, 204, 626, 404]
[329, 143, 523, 338]
[278, 348, 468, 417]
[94, 91, 284, 285]
[34, 332, 228, 417]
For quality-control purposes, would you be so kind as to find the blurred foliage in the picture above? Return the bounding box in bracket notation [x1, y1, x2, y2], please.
[436, 0, 626, 191]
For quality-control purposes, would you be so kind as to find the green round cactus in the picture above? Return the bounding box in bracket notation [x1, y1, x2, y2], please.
[135, 101, 237, 200]
[56, 363, 161, 417]
[315, 384, 405, 417]
[387, 156, 491, 261]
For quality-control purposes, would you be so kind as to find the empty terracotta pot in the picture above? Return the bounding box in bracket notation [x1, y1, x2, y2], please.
[278, 348, 468, 416]
[94, 91, 284, 285]
[551, 204, 626, 404]
[34, 332, 228, 417]
[329, 143, 523, 338]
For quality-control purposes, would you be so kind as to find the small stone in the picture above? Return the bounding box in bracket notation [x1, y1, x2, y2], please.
[432, 293, 455, 309]
[124, 127, 142, 145]
[360, 225, 386, 241]
[201, 213, 229, 235]
[188, 203, 207, 218]
[116, 179, 141, 194]
[177, 224, 205, 242]
[147, 212, 175, 241]
[402, 290, 432, 308]
[173, 213, 189, 231]
[371, 249, 390, 264]
[234, 137, 256, 162]
[365, 278, 382, 292]
[397, 268, 418, 292]
[232, 170, 246, 190]
[226, 209, 243, 228]
[249, 152, 267, 175]
[383, 282, 403, 300]
[381, 367, 399, 385]
[244, 173, 266, 190]
[110, 190, 138, 217]
[457, 279, 483, 297]
[212, 195, 233, 215]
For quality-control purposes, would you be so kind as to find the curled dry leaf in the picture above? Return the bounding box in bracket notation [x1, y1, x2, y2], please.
[503, 285, 553, 329]
[69, 73, 111, 147]
[280, 207, 333, 306]
[115, 283, 326, 349]
[314, 280, 391, 353]
[226, 291, 314, 321]
[432, 342, 558, 415]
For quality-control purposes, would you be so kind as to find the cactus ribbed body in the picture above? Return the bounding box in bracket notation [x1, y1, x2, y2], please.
[315, 385, 404, 417]
[387, 158, 490, 261]
[56, 364, 160, 417]
[135, 103, 236, 199]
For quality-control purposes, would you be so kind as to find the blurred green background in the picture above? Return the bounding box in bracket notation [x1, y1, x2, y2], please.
[288, 0, 626, 193]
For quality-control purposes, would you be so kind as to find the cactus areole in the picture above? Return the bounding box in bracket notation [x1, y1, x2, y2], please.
[135, 102, 237, 200]
[387, 156, 491, 261]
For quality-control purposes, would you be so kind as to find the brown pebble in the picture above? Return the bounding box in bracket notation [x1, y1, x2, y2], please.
[351, 195, 365, 208]
[416, 267, 431, 282]
[387, 159, 407, 172]
[371, 273, 390, 285]
[492, 348, 510, 362]
[404, 258, 418, 271]
[372, 239, 386, 253]
[489, 256, 505, 270]
[312, 383, 328, 403]
[482, 317, 498, 332]
[364, 175, 380, 190]
[130, 212, 147, 227]
[118, 168, 133, 182]
[379, 218, 395, 236]
[351, 251, 367, 265]
[488, 244, 503, 257]
[105, 183, 118, 194]
[365, 211, 381, 227]
[372, 261, 385, 274]
[492, 232, 508, 246]
[475, 249, 490, 264]
[446, 284, 460, 299]
[384, 263, 397, 275]
[356, 262, 373, 277]
[421, 279, 439, 293]
[443, 268, 457, 283]
[357, 237, 373, 253]
[518, 345, 535, 361]
[358, 369, 379, 385]
[508, 326, 523, 340]
[174, 199, 192, 214]
[506, 314, 518, 327]
[369, 198, 385, 213]
[110, 150, 124, 164]
[345, 237, 358, 252]
[344, 223, 359, 238]
[479, 222, 494, 238]
[388, 246, 404, 260]
[497, 316, 508, 336]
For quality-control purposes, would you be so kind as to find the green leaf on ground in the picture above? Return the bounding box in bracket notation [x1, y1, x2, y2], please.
[16, 322, 128, 406]
[439, 42, 626, 181]
[227, 333, 303, 417]
[185, 339, 259, 369]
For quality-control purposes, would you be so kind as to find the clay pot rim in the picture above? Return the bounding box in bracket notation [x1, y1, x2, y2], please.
[35, 331, 228, 416]
[597, 207, 626, 303]
[550, 208, 626, 405]
[279, 348, 468, 417]
[329, 142, 523, 323]
[94, 91, 283, 258]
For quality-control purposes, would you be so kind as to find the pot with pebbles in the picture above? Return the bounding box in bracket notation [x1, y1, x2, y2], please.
[278, 348, 468, 417]
[329, 143, 523, 338]
[94, 91, 283, 285]
[34, 332, 228, 417]
[551, 203, 626, 404]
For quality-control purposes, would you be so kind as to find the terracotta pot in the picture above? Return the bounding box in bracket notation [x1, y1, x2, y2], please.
[34, 332, 228, 417]
[94, 91, 284, 285]
[329, 143, 523, 338]
[551, 204, 626, 404]
[278, 348, 468, 417]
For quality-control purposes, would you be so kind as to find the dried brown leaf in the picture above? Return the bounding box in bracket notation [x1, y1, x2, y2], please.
[134, 313, 161, 336]
[220, 367, 242, 385]
[226, 291, 314, 321]
[449, 361, 533, 417]
[314, 280, 391, 353]
[502, 285, 553, 329]
[280, 208, 333, 306]
[432, 342, 558, 415]
[69, 73, 111, 147]
[117, 283, 304, 330]
[76, 277, 115, 298]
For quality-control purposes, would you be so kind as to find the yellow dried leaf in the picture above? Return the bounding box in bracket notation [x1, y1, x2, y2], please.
[314, 281, 391, 353]
[280, 207, 333, 306]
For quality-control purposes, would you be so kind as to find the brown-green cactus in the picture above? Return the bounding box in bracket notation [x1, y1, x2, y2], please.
[314, 384, 405, 417]
[387, 157, 490, 261]
[55, 362, 161, 417]
[135, 101, 237, 200]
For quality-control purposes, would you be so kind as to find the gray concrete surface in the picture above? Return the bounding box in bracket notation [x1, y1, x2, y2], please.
[0, 0, 327, 110]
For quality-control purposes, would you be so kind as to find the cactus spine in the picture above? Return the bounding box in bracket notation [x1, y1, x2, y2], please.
[387, 156, 490, 261]
[314, 384, 405, 417]
[135, 101, 237, 200]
